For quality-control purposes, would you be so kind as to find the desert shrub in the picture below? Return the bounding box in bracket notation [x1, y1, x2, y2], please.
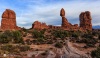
[52, 30, 68, 38]
[40, 29, 46, 34]
[82, 34, 92, 38]
[3, 30, 13, 37]
[47, 40, 53, 44]
[12, 31, 24, 43]
[37, 38, 44, 42]
[23, 32, 27, 37]
[77, 38, 97, 47]
[32, 30, 44, 38]
[0, 30, 24, 44]
[0, 44, 30, 55]
[33, 38, 46, 44]
[1, 44, 14, 53]
[91, 47, 100, 58]
[25, 39, 32, 45]
[22, 27, 28, 32]
[19, 45, 30, 52]
[86, 44, 95, 47]
[0, 30, 12, 43]
[72, 32, 79, 38]
[0, 34, 11, 43]
[55, 42, 63, 48]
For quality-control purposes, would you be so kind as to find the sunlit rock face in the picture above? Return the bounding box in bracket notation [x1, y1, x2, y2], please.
[60, 8, 92, 31]
[32, 21, 48, 30]
[1, 9, 20, 30]
[32, 8, 92, 31]
[79, 11, 92, 31]
[60, 8, 79, 31]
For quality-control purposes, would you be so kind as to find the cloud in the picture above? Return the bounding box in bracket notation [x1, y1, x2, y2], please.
[0, 0, 100, 28]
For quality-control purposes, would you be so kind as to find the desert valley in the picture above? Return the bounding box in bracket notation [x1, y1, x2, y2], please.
[0, 8, 99, 58]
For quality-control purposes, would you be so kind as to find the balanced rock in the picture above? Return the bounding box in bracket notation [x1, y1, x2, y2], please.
[60, 8, 65, 17]
[60, 8, 70, 29]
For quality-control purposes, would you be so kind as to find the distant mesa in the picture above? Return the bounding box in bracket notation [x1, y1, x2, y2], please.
[1, 9, 20, 30]
[0, 8, 92, 31]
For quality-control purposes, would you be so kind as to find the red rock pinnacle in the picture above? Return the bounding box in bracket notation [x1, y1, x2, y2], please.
[79, 11, 92, 30]
[1, 9, 20, 30]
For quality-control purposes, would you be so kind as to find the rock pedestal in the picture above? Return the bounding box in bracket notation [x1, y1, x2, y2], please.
[60, 8, 92, 31]
[60, 8, 79, 30]
[60, 8, 70, 30]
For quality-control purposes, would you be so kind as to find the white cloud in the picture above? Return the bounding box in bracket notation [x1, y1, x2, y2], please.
[0, 0, 100, 28]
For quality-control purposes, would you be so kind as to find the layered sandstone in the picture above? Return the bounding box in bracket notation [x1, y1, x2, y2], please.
[32, 21, 48, 30]
[60, 8, 70, 30]
[1, 9, 20, 30]
[60, 8, 79, 30]
[79, 11, 92, 30]
[32, 8, 92, 31]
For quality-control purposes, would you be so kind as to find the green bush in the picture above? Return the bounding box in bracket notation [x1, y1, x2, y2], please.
[32, 30, 44, 38]
[0, 30, 12, 43]
[91, 47, 100, 58]
[72, 32, 79, 38]
[0, 30, 24, 44]
[12, 31, 24, 43]
[52, 30, 68, 38]
[82, 33, 93, 39]
[1, 44, 14, 52]
[19, 45, 30, 52]
[37, 38, 45, 44]
[22, 27, 28, 32]
[55, 42, 63, 48]
[0, 45, 30, 53]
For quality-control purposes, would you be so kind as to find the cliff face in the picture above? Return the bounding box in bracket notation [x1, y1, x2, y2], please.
[79, 11, 92, 30]
[1, 9, 20, 30]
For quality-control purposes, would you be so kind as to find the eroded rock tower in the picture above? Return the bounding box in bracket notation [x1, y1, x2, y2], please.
[1, 9, 20, 30]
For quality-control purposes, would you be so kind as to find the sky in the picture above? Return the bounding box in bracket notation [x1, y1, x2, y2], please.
[0, 0, 100, 28]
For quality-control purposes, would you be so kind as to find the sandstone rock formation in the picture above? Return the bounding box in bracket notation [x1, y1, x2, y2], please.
[32, 8, 92, 31]
[79, 11, 92, 30]
[32, 21, 48, 30]
[60, 8, 79, 31]
[1, 9, 20, 30]
[60, 8, 70, 29]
